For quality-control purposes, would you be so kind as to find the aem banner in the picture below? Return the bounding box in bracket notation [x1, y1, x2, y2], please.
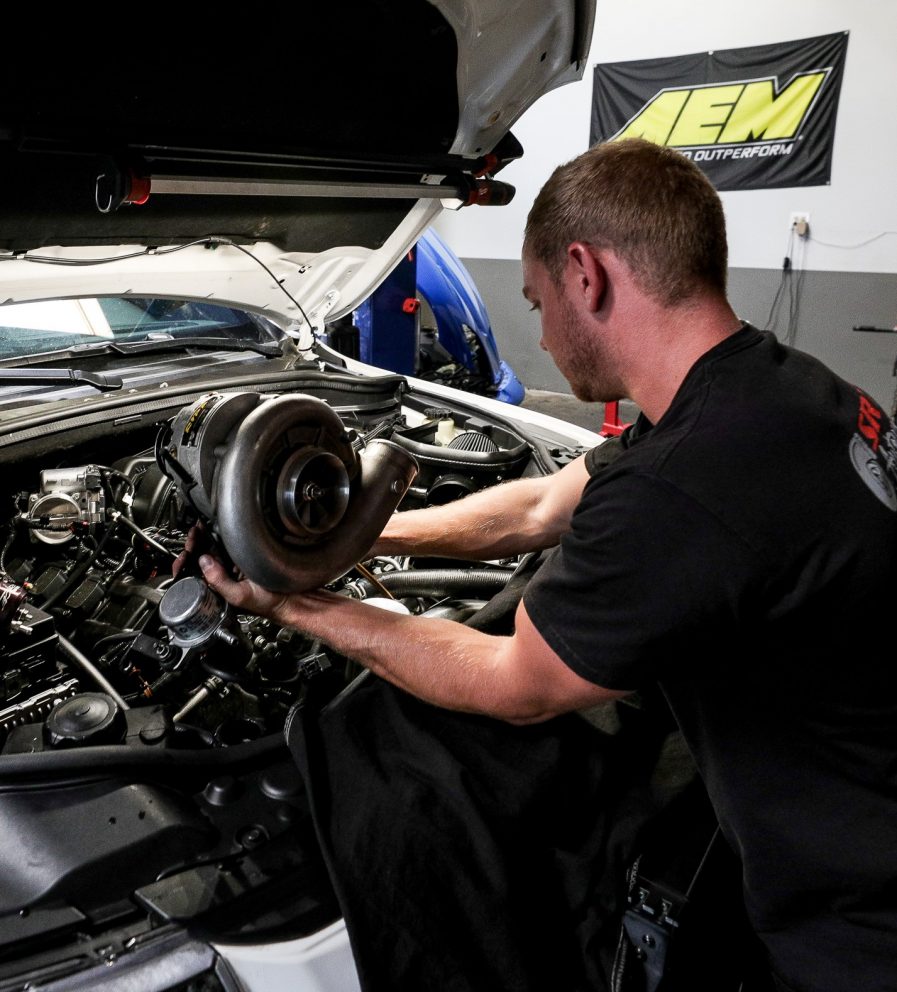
[591, 32, 848, 190]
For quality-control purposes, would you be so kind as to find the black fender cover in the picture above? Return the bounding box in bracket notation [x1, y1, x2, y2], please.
[286, 672, 659, 992]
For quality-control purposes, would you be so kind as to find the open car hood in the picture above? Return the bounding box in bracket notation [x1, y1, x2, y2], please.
[0, 0, 593, 331]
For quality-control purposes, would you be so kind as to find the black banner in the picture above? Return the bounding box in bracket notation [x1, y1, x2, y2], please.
[591, 32, 848, 191]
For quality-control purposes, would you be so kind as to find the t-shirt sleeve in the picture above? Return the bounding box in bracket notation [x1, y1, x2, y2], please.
[522, 469, 760, 690]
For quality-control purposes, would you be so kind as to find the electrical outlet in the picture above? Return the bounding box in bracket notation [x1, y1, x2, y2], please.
[789, 212, 810, 238]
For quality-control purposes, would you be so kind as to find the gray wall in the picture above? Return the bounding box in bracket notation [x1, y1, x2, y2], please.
[463, 257, 897, 411]
[464, 258, 570, 395]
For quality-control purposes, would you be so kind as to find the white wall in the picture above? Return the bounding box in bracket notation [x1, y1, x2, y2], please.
[435, 0, 897, 276]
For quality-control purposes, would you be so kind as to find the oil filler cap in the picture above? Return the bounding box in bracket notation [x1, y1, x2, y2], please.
[45, 692, 126, 748]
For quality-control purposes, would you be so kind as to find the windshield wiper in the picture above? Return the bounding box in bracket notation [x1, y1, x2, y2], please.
[0, 335, 292, 371]
[110, 336, 287, 358]
[0, 368, 123, 391]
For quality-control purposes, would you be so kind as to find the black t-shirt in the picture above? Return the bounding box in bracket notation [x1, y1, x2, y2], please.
[524, 326, 897, 992]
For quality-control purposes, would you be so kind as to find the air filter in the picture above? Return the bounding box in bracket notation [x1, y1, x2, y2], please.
[447, 431, 499, 453]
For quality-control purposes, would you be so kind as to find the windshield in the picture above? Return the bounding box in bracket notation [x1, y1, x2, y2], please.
[0, 297, 280, 360]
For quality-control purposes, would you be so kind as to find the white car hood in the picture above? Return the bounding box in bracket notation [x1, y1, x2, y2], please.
[0, 0, 593, 334]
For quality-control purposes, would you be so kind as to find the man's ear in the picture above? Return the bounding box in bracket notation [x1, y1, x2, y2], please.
[565, 242, 606, 313]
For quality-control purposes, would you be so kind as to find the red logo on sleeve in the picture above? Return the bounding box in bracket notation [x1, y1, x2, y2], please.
[857, 393, 883, 452]
[849, 390, 897, 511]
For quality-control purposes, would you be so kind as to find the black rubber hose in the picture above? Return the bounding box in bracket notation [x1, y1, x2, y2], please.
[359, 567, 513, 599]
[464, 556, 544, 634]
[112, 512, 178, 561]
[0, 733, 286, 783]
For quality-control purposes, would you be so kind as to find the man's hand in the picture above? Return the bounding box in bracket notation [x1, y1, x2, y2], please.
[199, 554, 291, 622]
[175, 526, 293, 622]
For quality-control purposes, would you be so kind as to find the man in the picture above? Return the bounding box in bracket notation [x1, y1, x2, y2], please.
[201, 138, 897, 992]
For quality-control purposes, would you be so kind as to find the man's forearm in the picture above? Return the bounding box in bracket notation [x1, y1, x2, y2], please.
[371, 477, 545, 559]
[199, 537, 627, 725]
[274, 589, 528, 719]
[371, 453, 590, 560]
[372, 455, 589, 560]
[267, 588, 625, 723]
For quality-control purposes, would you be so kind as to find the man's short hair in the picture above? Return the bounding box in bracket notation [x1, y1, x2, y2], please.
[523, 138, 728, 306]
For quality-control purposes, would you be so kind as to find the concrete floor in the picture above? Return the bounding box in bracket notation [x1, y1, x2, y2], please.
[519, 389, 640, 433]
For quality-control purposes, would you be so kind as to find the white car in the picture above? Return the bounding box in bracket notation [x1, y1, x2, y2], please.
[0, 5, 633, 992]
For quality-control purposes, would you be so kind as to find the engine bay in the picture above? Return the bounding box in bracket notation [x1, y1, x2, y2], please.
[0, 387, 550, 755]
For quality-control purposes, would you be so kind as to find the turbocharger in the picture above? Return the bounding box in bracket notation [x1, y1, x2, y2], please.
[160, 391, 418, 592]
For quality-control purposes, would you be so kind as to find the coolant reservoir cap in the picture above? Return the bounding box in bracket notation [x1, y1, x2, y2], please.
[46, 692, 126, 748]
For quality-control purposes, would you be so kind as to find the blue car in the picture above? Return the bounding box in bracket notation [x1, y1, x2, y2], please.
[345, 229, 525, 405]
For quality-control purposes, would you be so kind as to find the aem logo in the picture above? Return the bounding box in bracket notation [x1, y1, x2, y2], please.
[612, 70, 829, 148]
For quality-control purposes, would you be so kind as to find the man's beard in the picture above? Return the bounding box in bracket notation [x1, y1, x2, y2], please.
[558, 296, 623, 404]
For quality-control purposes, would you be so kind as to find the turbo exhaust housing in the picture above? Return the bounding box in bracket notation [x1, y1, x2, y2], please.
[161, 392, 418, 592]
